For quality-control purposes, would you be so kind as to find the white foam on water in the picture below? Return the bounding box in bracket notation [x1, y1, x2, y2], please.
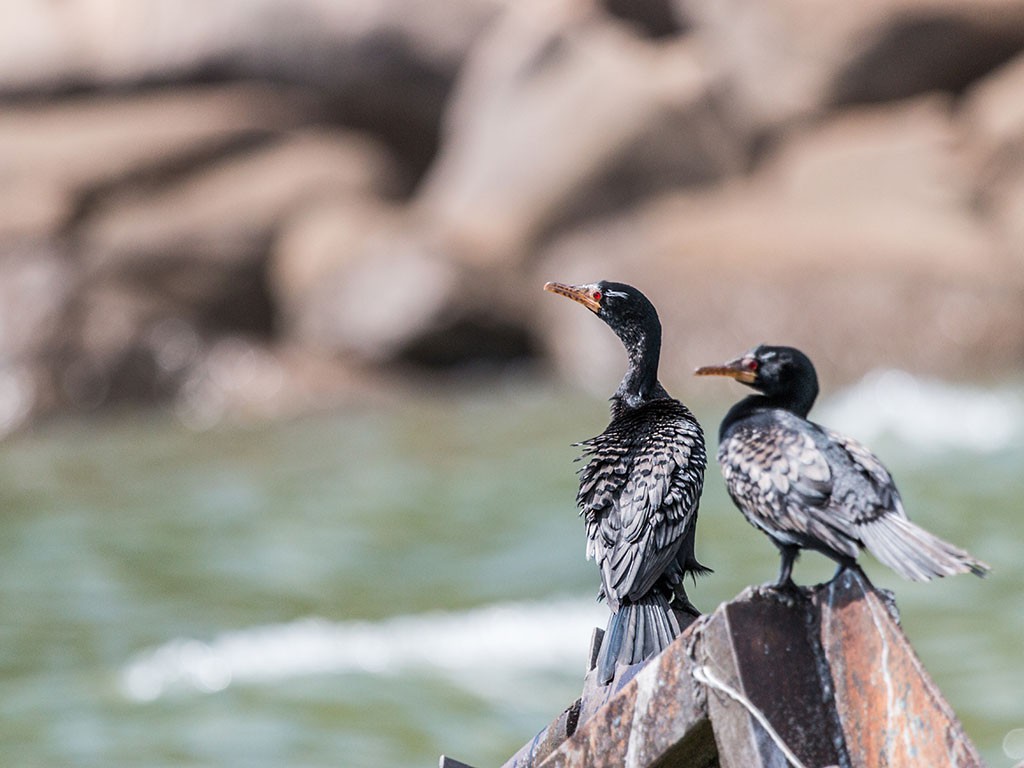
[118, 597, 607, 702]
[818, 370, 1024, 454]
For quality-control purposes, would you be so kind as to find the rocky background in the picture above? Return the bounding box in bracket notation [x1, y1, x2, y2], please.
[2, 0, 1024, 435]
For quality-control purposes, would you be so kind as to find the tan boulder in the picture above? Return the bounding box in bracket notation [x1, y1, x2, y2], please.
[0, 0, 506, 177]
[272, 188, 548, 366]
[417, 0, 748, 264]
[270, 197, 477, 363]
[44, 122, 398, 413]
[80, 129, 398, 270]
[961, 51, 1024, 269]
[677, 0, 1024, 131]
[961, 51, 1024, 170]
[173, 338, 377, 430]
[537, 96, 1021, 390]
[0, 248, 74, 432]
[0, 83, 315, 241]
[0, 0, 505, 91]
[75, 128, 398, 334]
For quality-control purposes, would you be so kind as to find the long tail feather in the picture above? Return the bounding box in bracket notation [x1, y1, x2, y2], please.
[860, 516, 989, 582]
[596, 592, 680, 685]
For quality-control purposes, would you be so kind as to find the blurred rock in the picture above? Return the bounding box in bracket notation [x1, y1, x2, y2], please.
[0, 83, 315, 241]
[0, 186, 70, 244]
[991, 176, 1024, 269]
[826, 1, 1024, 104]
[272, 198, 537, 365]
[2, 0, 1024, 434]
[36, 125, 401, 412]
[0, 247, 74, 432]
[677, 0, 1024, 132]
[0, 0, 503, 89]
[962, 51, 1024, 170]
[271, 197, 432, 359]
[173, 338, 398, 430]
[270, 198, 388, 338]
[0, 363, 37, 438]
[288, 224, 444, 360]
[417, 0, 748, 263]
[0, 248, 72, 362]
[537, 96, 1024, 389]
[78, 128, 399, 333]
[0, 0, 507, 177]
[961, 52, 1024, 268]
[600, 0, 689, 39]
[58, 281, 183, 409]
[80, 128, 398, 269]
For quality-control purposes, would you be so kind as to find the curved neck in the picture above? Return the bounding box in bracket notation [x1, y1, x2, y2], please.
[611, 324, 664, 412]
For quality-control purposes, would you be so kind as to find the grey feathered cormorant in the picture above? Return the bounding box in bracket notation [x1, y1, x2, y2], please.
[696, 344, 989, 586]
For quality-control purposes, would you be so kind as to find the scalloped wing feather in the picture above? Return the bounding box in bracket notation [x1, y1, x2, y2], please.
[576, 400, 705, 606]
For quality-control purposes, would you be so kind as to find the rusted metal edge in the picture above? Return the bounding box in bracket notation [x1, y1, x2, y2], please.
[816, 568, 985, 768]
[538, 618, 711, 767]
[698, 586, 849, 768]
[499, 698, 583, 768]
[488, 569, 984, 768]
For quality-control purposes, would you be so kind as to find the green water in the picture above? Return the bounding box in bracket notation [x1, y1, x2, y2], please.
[0, 380, 1020, 767]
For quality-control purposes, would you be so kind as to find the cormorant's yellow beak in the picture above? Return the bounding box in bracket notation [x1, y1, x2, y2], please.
[544, 282, 601, 313]
[694, 356, 758, 384]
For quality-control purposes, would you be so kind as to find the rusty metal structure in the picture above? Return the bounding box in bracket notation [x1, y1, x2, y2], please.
[441, 569, 983, 768]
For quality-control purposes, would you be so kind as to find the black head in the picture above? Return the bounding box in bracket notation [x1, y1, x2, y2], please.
[544, 280, 664, 408]
[695, 345, 819, 416]
[543, 280, 660, 347]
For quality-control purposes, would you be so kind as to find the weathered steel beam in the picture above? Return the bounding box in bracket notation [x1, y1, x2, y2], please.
[539, 619, 712, 767]
[489, 568, 983, 768]
[696, 586, 846, 768]
[815, 569, 983, 768]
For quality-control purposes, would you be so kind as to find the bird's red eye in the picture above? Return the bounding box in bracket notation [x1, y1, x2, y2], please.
[746, 359, 758, 371]
[593, 291, 602, 302]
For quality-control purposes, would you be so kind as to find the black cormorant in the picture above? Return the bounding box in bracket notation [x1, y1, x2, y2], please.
[696, 344, 989, 586]
[545, 280, 707, 684]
